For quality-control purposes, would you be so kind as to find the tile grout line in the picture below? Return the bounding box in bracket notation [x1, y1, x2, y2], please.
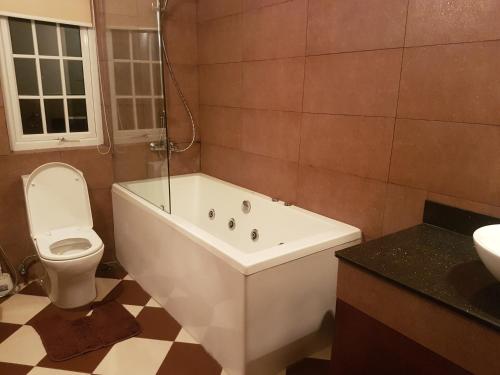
[295, 0, 311, 203]
[380, 0, 412, 234]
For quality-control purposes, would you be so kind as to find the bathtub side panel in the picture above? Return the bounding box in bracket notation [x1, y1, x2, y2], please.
[245, 249, 337, 372]
[112, 189, 246, 375]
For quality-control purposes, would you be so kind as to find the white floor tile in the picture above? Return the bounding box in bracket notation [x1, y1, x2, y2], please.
[93, 337, 172, 375]
[145, 298, 161, 308]
[123, 275, 133, 281]
[175, 328, 198, 344]
[0, 294, 50, 324]
[94, 278, 121, 302]
[122, 304, 144, 317]
[0, 325, 46, 365]
[310, 345, 332, 360]
[28, 367, 90, 375]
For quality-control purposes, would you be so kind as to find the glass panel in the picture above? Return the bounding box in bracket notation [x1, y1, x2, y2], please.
[40, 60, 62, 95]
[154, 98, 164, 128]
[136, 99, 153, 129]
[14, 58, 38, 95]
[116, 99, 135, 130]
[61, 25, 82, 57]
[134, 63, 151, 95]
[114, 63, 132, 95]
[44, 99, 65, 133]
[150, 33, 160, 61]
[64, 60, 85, 95]
[35, 21, 59, 56]
[19, 99, 43, 134]
[9, 18, 34, 55]
[112, 30, 130, 59]
[152, 63, 162, 95]
[68, 99, 88, 132]
[106, 5, 170, 214]
[131, 31, 149, 60]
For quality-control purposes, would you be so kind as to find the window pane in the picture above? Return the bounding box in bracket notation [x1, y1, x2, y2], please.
[19, 99, 43, 134]
[67, 99, 88, 132]
[9, 18, 34, 55]
[112, 30, 130, 59]
[114, 63, 132, 95]
[14, 58, 38, 95]
[40, 60, 62, 95]
[134, 63, 151, 95]
[35, 21, 59, 56]
[44, 99, 66, 133]
[61, 25, 82, 57]
[64, 60, 85, 95]
[136, 99, 153, 129]
[152, 63, 162, 95]
[117, 99, 135, 130]
[132, 31, 149, 60]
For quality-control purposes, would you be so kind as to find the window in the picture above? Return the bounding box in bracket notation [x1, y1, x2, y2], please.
[108, 29, 164, 144]
[0, 17, 102, 151]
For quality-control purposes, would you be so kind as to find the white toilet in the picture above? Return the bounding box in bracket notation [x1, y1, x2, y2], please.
[22, 162, 104, 309]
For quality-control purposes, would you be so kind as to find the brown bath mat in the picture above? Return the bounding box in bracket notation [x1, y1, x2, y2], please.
[32, 301, 141, 361]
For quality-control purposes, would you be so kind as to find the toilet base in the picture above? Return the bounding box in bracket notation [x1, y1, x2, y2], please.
[40, 247, 104, 309]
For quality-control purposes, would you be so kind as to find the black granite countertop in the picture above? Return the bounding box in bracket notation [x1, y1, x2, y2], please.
[336, 223, 500, 331]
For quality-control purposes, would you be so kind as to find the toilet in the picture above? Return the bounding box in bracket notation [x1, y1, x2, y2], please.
[22, 162, 104, 309]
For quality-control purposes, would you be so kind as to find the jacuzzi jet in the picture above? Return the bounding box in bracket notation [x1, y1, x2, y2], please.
[241, 200, 251, 214]
[228, 218, 236, 230]
[251, 229, 259, 241]
[208, 209, 215, 219]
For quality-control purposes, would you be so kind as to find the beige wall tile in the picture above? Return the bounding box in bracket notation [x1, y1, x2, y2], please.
[307, 0, 407, 55]
[406, 0, 500, 47]
[398, 41, 500, 125]
[304, 49, 402, 117]
[243, 0, 307, 60]
[300, 113, 395, 181]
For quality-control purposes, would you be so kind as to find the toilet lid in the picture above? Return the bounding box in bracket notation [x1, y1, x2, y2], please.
[25, 162, 93, 236]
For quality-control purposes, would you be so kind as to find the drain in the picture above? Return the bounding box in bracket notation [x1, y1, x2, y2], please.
[208, 209, 215, 220]
[228, 218, 236, 230]
[251, 229, 259, 241]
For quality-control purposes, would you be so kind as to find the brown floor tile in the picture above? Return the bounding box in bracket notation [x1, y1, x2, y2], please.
[156, 342, 222, 375]
[19, 282, 47, 297]
[0, 322, 22, 342]
[112, 280, 151, 306]
[95, 263, 128, 279]
[37, 346, 112, 373]
[287, 358, 330, 375]
[0, 362, 32, 375]
[136, 306, 182, 341]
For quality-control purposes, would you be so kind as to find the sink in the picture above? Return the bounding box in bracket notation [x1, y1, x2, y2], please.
[474, 224, 500, 281]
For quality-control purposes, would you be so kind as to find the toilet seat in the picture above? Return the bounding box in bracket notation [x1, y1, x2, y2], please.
[35, 227, 104, 261]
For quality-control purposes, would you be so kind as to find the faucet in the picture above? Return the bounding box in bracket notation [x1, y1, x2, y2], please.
[149, 140, 181, 159]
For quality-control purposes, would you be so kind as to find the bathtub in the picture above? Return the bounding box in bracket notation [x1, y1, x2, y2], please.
[112, 173, 361, 375]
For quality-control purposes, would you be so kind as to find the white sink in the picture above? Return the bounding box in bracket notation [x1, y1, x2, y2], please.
[473, 224, 500, 281]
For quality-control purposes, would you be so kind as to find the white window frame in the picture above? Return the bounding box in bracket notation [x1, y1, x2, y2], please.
[0, 16, 103, 151]
[107, 28, 165, 145]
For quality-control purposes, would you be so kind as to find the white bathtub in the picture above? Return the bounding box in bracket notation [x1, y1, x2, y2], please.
[112, 173, 361, 375]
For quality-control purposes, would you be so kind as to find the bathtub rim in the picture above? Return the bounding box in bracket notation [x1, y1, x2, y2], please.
[112, 173, 362, 275]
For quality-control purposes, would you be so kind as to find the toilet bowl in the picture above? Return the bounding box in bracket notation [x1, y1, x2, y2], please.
[22, 163, 104, 309]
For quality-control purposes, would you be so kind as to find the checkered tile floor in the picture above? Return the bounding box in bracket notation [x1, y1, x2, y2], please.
[0, 264, 330, 375]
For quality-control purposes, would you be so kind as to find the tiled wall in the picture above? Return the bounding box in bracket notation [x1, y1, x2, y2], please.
[198, 0, 500, 239]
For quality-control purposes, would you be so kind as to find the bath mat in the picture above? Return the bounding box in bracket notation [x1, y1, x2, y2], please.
[32, 301, 141, 361]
